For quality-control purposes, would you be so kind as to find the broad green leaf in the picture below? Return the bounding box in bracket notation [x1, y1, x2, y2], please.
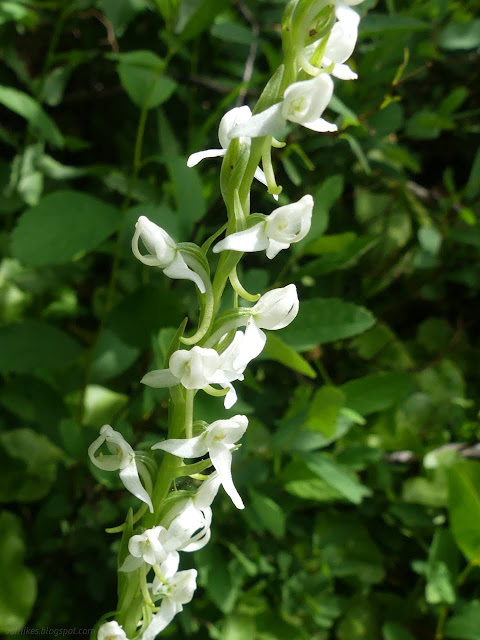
[383, 622, 415, 640]
[115, 50, 177, 109]
[249, 488, 286, 538]
[11, 190, 119, 266]
[0, 511, 37, 633]
[279, 298, 375, 352]
[0, 321, 81, 373]
[223, 615, 257, 640]
[211, 22, 253, 45]
[302, 453, 372, 504]
[164, 156, 206, 236]
[306, 386, 345, 436]
[175, 0, 229, 42]
[444, 600, 480, 640]
[91, 330, 140, 383]
[260, 333, 316, 379]
[108, 285, 183, 349]
[447, 461, 480, 562]
[359, 14, 430, 35]
[341, 372, 415, 416]
[438, 20, 480, 50]
[426, 530, 459, 605]
[403, 475, 447, 508]
[282, 460, 345, 502]
[77, 385, 129, 428]
[0, 429, 63, 502]
[0, 85, 64, 147]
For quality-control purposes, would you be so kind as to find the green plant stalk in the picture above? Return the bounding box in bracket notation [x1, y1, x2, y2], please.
[111, 1, 330, 632]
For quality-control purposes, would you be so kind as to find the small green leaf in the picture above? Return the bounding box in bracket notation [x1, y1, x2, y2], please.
[447, 461, 480, 562]
[0, 511, 37, 633]
[0, 321, 81, 373]
[260, 333, 316, 379]
[249, 488, 286, 538]
[0, 85, 64, 147]
[302, 453, 372, 504]
[444, 600, 480, 640]
[279, 298, 375, 352]
[115, 50, 177, 109]
[11, 190, 119, 266]
[306, 386, 345, 436]
[341, 372, 415, 416]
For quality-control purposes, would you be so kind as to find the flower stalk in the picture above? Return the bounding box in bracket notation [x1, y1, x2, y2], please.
[91, 1, 366, 638]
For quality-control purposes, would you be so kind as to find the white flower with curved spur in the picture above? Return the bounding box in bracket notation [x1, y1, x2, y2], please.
[152, 415, 248, 509]
[97, 621, 128, 640]
[143, 569, 198, 640]
[187, 106, 252, 167]
[132, 216, 205, 293]
[141, 346, 220, 391]
[322, 3, 361, 80]
[187, 106, 277, 199]
[88, 425, 153, 513]
[213, 195, 313, 259]
[119, 526, 179, 577]
[252, 284, 300, 330]
[231, 73, 336, 139]
[207, 284, 299, 369]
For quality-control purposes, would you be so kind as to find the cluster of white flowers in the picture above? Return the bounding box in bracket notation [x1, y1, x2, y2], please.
[94, 2, 365, 638]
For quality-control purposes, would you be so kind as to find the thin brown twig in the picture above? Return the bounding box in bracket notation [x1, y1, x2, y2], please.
[77, 8, 119, 52]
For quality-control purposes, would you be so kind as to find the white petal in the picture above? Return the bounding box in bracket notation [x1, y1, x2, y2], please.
[141, 368, 179, 388]
[170, 569, 198, 605]
[194, 474, 222, 509]
[119, 459, 154, 513]
[181, 526, 211, 552]
[218, 105, 252, 147]
[234, 320, 266, 370]
[330, 61, 358, 80]
[223, 382, 238, 410]
[302, 118, 338, 132]
[152, 435, 208, 459]
[163, 252, 206, 294]
[98, 621, 128, 640]
[253, 284, 299, 330]
[118, 554, 144, 573]
[209, 441, 244, 509]
[187, 148, 226, 167]
[160, 551, 179, 579]
[212, 223, 269, 254]
[230, 103, 285, 139]
[142, 599, 178, 640]
[88, 432, 120, 471]
[266, 238, 291, 259]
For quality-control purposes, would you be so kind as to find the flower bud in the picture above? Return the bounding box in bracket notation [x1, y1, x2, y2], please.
[252, 284, 299, 330]
[132, 216, 176, 267]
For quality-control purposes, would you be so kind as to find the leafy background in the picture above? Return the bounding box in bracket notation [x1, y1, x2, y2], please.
[0, 0, 480, 639]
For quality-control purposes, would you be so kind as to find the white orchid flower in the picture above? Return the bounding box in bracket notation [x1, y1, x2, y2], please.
[212, 195, 313, 259]
[143, 569, 198, 640]
[207, 284, 299, 369]
[187, 105, 277, 199]
[187, 106, 252, 168]
[141, 346, 220, 391]
[88, 425, 153, 514]
[132, 216, 205, 293]
[231, 73, 336, 139]
[119, 526, 179, 578]
[153, 415, 248, 509]
[97, 621, 128, 640]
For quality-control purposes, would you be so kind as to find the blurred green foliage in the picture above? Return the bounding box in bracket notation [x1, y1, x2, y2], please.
[0, 0, 479, 638]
